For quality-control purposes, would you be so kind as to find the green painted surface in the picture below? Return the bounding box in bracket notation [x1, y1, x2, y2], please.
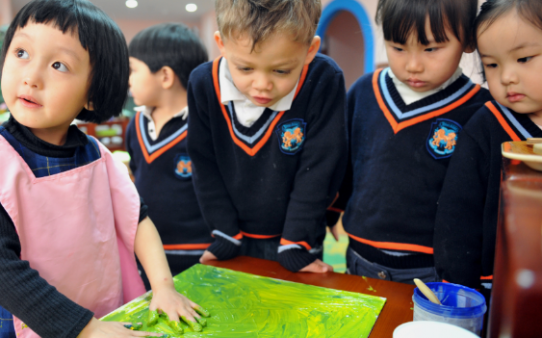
[102, 264, 386, 337]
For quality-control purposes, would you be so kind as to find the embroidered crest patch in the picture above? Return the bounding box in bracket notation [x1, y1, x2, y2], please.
[174, 154, 192, 179]
[276, 118, 307, 155]
[426, 118, 462, 159]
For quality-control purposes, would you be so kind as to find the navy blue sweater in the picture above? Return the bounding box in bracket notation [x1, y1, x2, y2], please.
[187, 54, 347, 271]
[330, 68, 492, 269]
[434, 101, 542, 289]
[126, 111, 213, 253]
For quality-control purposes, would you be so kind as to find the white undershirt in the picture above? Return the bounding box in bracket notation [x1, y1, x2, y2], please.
[136, 105, 188, 141]
[219, 58, 298, 127]
[388, 67, 463, 106]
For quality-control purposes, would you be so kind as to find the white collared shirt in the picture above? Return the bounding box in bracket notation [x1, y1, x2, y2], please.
[388, 67, 463, 106]
[136, 105, 188, 141]
[219, 58, 298, 127]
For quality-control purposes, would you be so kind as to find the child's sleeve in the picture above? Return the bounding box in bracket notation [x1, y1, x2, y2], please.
[433, 129, 490, 288]
[325, 86, 358, 228]
[125, 117, 137, 175]
[0, 204, 94, 338]
[187, 78, 241, 260]
[277, 68, 348, 272]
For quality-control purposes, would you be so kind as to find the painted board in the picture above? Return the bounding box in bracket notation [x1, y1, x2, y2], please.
[102, 264, 386, 337]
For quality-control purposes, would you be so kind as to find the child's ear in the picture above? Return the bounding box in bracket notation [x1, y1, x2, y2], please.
[160, 66, 177, 89]
[84, 101, 94, 111]
[214, 31, 226, 57]
[304, 36, 321, 65]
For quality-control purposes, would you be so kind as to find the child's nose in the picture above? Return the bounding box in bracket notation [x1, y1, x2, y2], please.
[22, 64, 43, 89]
[252, 74, 272, 91]
[405, 55, 424, 73]
[500, 65, 519, 85]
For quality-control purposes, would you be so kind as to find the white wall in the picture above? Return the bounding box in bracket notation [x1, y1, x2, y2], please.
[1, 0, 12, 26]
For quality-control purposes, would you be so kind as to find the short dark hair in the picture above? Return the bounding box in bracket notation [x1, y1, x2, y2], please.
[475, 0, 542, 41]
[376, 0, 478, 48]
[129, 23, 208, 90]
[0, 0, 129, 123]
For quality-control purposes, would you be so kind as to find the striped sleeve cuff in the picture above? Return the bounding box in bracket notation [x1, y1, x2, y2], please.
[207, 230, 242, 261]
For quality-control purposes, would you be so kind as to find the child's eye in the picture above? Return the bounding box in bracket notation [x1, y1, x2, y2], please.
[393, 47, 404, 52]
[518, 56, 533, 63]
[484, 63, 498, 69]
[274, 69, 291, 75]
[237, 67, 252, 72]
[425, 47, 438, 52]
[52, 62, 68, 72]
[16, 49, 29, 59]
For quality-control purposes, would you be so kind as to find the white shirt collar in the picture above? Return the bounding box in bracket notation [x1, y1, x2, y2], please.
[218, 58, 298, 112]
[135, 105, 188, 141]
[388, 67, 463, 106]
[136, 105, 189, 121]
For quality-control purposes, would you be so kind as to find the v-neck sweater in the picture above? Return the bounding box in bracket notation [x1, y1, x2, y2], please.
[434, 101, 542, 289]
[333, 68, 492, 269]
[187, 54, 348, 271]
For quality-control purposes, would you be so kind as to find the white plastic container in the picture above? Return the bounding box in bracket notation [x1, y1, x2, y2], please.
[394, 321, 480, 338]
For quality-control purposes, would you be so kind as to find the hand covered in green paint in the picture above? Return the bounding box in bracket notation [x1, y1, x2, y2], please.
[78, 317, 162, 337]
[149, 286, 202, 330]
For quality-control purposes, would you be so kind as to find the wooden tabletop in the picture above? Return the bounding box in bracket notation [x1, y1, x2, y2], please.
[206, 256, 415, 337]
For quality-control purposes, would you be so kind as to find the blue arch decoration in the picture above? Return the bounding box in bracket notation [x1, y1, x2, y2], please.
[316, 0, 375, 74]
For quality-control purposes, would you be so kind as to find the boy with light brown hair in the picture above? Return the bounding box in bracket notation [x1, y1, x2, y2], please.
[187, 0, 348, 273]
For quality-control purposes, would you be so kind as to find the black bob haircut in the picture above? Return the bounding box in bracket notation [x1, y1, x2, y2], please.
[0, 0, 129, 124]
[475, 0, 542, 43]
[129, 23, 208, 90]
[376, 0, 478, 48]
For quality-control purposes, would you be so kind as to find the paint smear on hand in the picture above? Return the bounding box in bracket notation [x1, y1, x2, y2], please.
[101, 264, 386, 337]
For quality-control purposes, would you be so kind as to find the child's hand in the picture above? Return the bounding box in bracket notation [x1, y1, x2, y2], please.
[78, 318, 161, 337]
[299, 259, 333, 273]
[149, 286, 202, 328]
[199, 250, 217, 264]
[330, 225, 340, 242]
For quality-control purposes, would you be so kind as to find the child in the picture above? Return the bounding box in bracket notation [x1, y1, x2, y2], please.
[434, 0, 542, 292]
[0, 1, 204, 337]
[187, 0, 348, 273]
[126, 23, 213, 289]
[328, 0, 492, 284]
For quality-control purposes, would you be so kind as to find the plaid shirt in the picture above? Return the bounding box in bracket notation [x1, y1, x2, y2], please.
[0, 126, 100, 178]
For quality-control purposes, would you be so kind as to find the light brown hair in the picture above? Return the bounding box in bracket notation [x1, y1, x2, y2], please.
[215, 0, 321, 49]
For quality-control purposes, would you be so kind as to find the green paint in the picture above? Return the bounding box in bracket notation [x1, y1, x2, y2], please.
[195, 317, 207, 327]
[366, 286, 377, 293]
[194, 306, 210, 318]
[102, 264, 386, 337]
[181, 316, 202, 332]
[147, 310, 159, 326]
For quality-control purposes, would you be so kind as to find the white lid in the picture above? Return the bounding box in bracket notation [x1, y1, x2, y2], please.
[393, 321, 479, 338]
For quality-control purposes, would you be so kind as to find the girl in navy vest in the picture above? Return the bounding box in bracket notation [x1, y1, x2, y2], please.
[435, 0, 542, 296]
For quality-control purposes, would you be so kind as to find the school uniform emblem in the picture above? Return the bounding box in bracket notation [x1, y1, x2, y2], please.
[174, 154, 192, 179]
[276, 118, 307, 155]
[426, 118, 462, 159]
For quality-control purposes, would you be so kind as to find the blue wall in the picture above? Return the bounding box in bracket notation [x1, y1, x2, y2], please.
[316, 0, 375, 74]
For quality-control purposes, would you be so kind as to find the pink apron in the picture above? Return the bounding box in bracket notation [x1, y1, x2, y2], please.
[0, 135, 146, 338]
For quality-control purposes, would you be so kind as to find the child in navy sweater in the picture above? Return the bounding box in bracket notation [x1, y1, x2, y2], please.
[329, 0, 492, 284]
[187, 0, 347, 273]
[435, 0, 542, 292]
[126, 23, 213, 289]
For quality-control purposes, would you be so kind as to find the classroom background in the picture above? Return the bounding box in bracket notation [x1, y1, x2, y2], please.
[0, 0, 487, 272]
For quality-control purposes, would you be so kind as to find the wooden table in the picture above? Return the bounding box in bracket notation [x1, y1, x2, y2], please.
[206, 256, 415, 337]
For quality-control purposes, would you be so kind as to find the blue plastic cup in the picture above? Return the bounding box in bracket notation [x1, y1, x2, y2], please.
[412, 282, 487, 336]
